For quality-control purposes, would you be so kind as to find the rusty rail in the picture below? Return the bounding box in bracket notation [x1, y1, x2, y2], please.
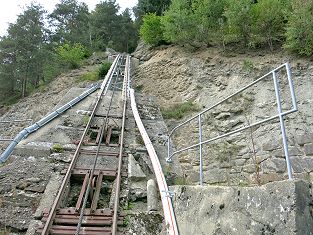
[39, 54, 128, 234]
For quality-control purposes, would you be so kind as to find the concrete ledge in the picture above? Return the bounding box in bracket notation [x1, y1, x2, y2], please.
[170, 180, 313, 235]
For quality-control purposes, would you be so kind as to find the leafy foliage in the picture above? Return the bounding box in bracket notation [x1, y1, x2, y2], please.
[223, 0, 254, 45]
[49, 0, 90, 47]
[284, 0, 313, 55]
[140, 13, 164, 46]
[98, 62, 112, 78]
[135, 0, 171, 21]
[250, 0, 288, 50]
[56, 43, 88, 69]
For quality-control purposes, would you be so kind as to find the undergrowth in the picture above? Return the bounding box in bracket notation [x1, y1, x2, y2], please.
[161, 101, 199, 119]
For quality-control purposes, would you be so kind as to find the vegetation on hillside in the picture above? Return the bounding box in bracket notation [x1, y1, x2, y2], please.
[1, 0, 312, 106]
[0, 0, 138, 105]
[140, 0, 313, 56]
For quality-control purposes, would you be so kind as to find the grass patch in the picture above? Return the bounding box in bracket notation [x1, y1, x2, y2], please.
[52, 143, 64, 153]
[77, 71, 100, 83]
[161, 101, 199, 119]
[243, 59, 254, 71]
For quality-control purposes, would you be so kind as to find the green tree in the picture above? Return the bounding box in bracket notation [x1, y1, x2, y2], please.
[56, 43, 87, 69]
[90, 0, 120, 50]
[251, 0, 287, 50]
[284, 0, 313, 56]
[115, 9, 138, 52]
[162, 0, 197, 46]
[49, 0, 90, 47]
[224, 0, 254, 46]
[4, 4, 47, 97]
[140, 13, 164, 46]
[162, 0, 226, 47]
[135, 0, 171, 21]
[191, 0, 226, 46]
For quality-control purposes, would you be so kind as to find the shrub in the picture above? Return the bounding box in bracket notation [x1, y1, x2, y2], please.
[98, 62, 112, 78]
[140, 13, 164, 46]
[224, 0, 254, 45]
[162, 0, 198, 46]
[52, 143, 64, 153]
[56, 43, 88, 69]
[284, 0, 313, 56]
[161, 101, 199, 119]
[250, 0, 288, 50]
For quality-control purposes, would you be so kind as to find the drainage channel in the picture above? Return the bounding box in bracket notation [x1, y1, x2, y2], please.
[36, 54, 129, 235]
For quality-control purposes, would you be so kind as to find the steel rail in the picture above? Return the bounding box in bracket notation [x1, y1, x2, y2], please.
[41, 55, 121, 234]
[75, 56, 125, 234]
[112, 55, 129, 235]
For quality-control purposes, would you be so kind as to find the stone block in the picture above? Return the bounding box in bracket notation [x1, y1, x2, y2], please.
[290, 156, 313, 173]
[147, 179, 158, 212]
[304, 143, 313, 156]
[170, 180, 313, 235]
[295, 134, 313, 145]
[234, 159, 246, 166]
[288, 146, 302, 156]
[262, 141, 280, 151]
[261, 158, 286, 173]
[243, 164, 256, 173]
[203, 169, 228, 184]
[259, 172, 285, 184]
[128, 154, 146, 182]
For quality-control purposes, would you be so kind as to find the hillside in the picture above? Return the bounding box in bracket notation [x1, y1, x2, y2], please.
[132, 43, 313, 185]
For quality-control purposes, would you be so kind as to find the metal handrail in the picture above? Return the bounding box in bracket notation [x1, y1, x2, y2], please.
[167, 63, 297, 185]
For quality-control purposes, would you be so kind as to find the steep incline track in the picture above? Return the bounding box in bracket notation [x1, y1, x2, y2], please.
[37, 54, 129, 235]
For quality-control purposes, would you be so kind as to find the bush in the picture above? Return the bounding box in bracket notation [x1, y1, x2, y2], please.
[140, 13, 164, 46]
[52, 143, 64, 153]
[98, 62, 112, 78]
[250, 0, 287, 50]
[56, 43, 88, 69]
[162, 0, 198, 46]
[161, 101, 199, 119]
[224, 0, 254, 45]
[284, 0, 313, 56]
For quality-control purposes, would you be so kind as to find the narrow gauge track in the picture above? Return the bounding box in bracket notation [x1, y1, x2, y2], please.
[37, 54, 130, 235]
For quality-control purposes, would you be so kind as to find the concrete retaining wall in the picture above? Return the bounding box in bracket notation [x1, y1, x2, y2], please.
[170, 180, 313, 235]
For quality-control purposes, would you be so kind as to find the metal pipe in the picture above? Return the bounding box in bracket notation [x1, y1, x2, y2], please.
[0, 84, 100, 163]
[285, 63, 298, 111]
[198, 114, 203, 186]
[130, 88, 179, 235]
[168, 64, 289, 137]
[0, 139, 13, 142]
[167, 108, 297, 161]
[272, 71, 293, 180]
[0, 119, 32, 124]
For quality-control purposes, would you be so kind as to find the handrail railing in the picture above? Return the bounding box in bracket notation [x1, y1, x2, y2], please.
[167, 63, 297, 185]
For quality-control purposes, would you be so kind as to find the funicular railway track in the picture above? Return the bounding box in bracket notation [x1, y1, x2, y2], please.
[37, 54, 130, 235]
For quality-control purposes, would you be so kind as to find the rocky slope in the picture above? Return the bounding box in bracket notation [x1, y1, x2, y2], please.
[132, 43, 313, 185]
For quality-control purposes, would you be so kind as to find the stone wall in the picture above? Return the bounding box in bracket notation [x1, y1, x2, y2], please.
[133, 45, 313, 186]
[170, 180, 313, 235]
